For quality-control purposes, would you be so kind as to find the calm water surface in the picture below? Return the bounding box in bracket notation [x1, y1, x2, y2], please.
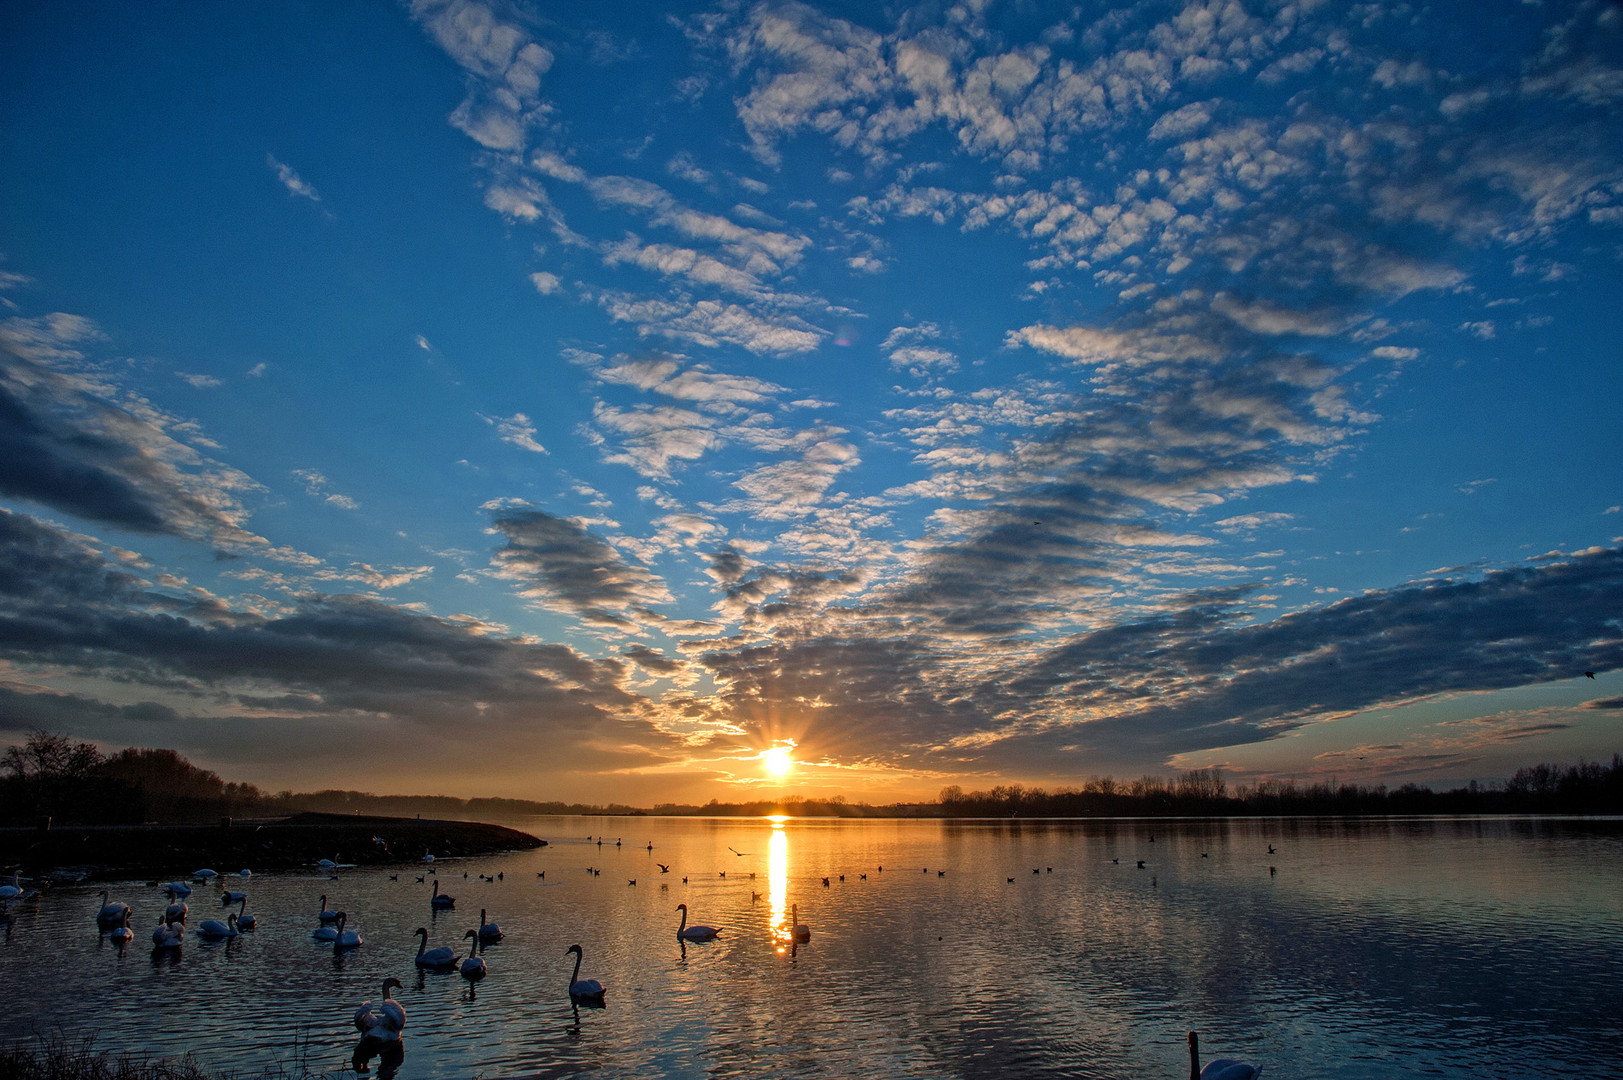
[2, 816, 1619, 1078]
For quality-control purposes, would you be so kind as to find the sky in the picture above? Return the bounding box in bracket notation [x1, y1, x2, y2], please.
[1, 0, 1620, 805]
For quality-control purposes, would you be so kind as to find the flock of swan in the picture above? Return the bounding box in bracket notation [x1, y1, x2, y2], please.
[4, 842, 1265, 1078]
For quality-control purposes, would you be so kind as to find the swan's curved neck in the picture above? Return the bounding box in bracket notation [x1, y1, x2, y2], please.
[1188, 1035, 1199, 1080]
[678, 906, 687, 933]
[571, 949, 583, 984]
[416, 929, 427, 955]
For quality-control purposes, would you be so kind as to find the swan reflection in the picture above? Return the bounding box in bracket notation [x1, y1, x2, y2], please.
[351, 1035, 404, 1078]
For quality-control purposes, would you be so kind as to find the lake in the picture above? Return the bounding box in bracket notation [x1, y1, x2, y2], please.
[1, 815, 1618, 1078]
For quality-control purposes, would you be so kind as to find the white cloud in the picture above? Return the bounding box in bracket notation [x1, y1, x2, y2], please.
[266, 154, 321, 202]
[487, 412, 548, 454]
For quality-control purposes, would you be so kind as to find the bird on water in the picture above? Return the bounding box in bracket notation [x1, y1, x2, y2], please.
[1187, 1031, 1261, 1080]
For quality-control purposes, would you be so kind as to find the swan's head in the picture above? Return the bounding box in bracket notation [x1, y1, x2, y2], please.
[414, 926, 428, 938]
[676, 903, 688, 912]
[463, 929, 477, 940]
[383, 976, 403, 994]
[566, 944, 582, 957]
[1187, 1032, 1198, 1054]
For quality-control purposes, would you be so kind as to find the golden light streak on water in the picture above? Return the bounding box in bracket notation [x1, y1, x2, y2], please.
[768, 820, 789, 951]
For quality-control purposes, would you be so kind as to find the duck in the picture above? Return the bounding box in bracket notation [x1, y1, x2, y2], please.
[1187, 1031, 1262, 1080]
[675, 903, 720, 941]
[413, 926, 458, 969]
[354, 977, 406, 1042]
[196, 912, 239, 940]
[430, 880, 455, 909]
[459, 930, 487, 981]
[478, 908, 503, 944]
[566, 944, 605, 1002]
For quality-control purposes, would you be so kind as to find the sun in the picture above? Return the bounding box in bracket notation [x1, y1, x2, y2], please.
[762, 745, 794, 777]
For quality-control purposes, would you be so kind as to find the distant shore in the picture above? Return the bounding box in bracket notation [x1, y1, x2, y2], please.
[0, 811, 545, 881]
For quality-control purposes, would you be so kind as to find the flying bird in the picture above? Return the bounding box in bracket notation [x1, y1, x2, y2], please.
[657, 863, 670, 873]
[728, 847, 749, 856]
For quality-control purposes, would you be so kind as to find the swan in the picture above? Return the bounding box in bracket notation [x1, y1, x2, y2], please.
[220, 888, 247, 905]
[413, 926, 458, 969]
[1188, 1031, 1262, 1080]
[675, 903, 720, 941]
[790, 904, 811, 943]
[193, 868, 218, 880]
[354, 977, 406, 1042]
[318, 894, 340, 922]
[312, 921, 339, 942]
[238, 869, 251, 878]
[151, 916, 185, 949]
[196, 912, 239, 939]
[317, 856, 338, 871]
[422, 850, 434, 863]
[459, 930, 486, 981]
[566, 944, 605, 1001]
[430, 880, 455, 909]
[109, 910, 134, 944]
[163, 881, 192, 897]
[164, 899, 188, 924]
[478, 908, 503, 943]
[234, 896, 256, 931]
[0, 872, 21, 907]
[332, 911, 363, 949]
[95, 890, 131, 927]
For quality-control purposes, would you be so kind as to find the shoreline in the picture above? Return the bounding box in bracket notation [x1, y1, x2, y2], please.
[0, 812, 546, 881]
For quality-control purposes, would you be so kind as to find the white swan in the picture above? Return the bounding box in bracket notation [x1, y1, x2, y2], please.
[1188, 1032, 1262, 1080]
[413, 926, 458, 969]
[791, 903, 811, 943]
[219, 888, 247, 905]
[318, 894, 340, 922]
[95, 890, 131, 927]
[163, 881, 192, 897]
[164, 898, 188, 924]
[151, 915, 185, 949]
[196, 912, 239, 939]
[238, 869, 251, 878]
[459, 930, 487, 981]
[192, 869, 218, 881]
[0, 872, 21, 907]
[566, 944, 605, 1001]
[422, 850, 435, 863]
[430, 880, 455, 909]
[317, 856, 338, 871]
[478, 908, 503, 944]
[312, 921, 339, 942]
[109, 910, 134, 944]
[354, 977, 407, 1042]
[333, 911, 363, 949]
[675, 903, 720, 941]
[234, 896, 256, 931]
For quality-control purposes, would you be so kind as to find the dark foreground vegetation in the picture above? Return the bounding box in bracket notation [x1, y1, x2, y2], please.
[0, 1039, 227, 1080]
[3, 731, 1620, 830]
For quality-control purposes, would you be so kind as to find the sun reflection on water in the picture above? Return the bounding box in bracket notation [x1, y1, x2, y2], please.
[768, 820, 789, 950]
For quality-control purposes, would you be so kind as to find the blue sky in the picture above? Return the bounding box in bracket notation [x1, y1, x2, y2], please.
[1, 0, 1619, 803]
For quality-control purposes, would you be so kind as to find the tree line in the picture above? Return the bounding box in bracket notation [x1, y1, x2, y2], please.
[3, 729, 1620, 825]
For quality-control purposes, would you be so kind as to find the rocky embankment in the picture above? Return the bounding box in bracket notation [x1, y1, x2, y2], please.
[0, 812, 546, 881]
